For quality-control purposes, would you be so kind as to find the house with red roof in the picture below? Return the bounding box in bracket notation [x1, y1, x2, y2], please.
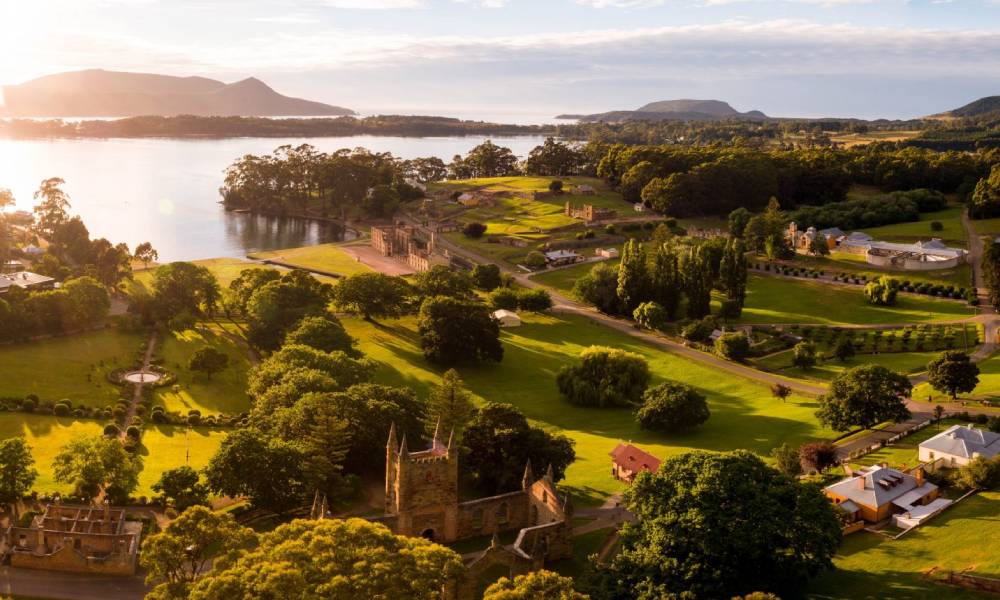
[609, 443, 661, 483]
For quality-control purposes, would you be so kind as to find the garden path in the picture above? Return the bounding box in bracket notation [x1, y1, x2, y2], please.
[120, 331, 157, 437]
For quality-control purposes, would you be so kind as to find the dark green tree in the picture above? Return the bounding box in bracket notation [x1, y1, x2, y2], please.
[648, 243, 682, 319]
[719, 238, 748, 312]
[188, 346, 229, 380]
[864, 276, 899, 306]
[556, 346, 650, 408]
[681, 245, 713, 319]
[471, 263, 503, 291]
[833, 337, 856, 362]
[616, 239, 649, 313]
[245, 270, 334, 350]
[792, 341, 817, 370]
[417, 296, 503, 365]
[926, 350, 980, 400]
[770, 443, 801, 477]
[284, 314, 359, 357]
[0, 438, 37, 508]
[728, 207, 751, 238]
[331, 272, 412, 321]
[204, 429, 307, 515]
[715, 332, 750, 362]
[817, 364, 912, 431]
[151, 466, 210, 511]
[413, 265, 474, 299]
[572, 262, 621, 314]
[635, 382, 710, 433]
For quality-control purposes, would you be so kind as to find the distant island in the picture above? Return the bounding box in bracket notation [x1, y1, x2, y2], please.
[0, 69, 355, 118]
[557, 99, 768, 123]
[927, 95, 1000, 120]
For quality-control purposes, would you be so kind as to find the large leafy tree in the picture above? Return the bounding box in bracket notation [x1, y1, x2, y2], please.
[204, 429, 308, 515]
[331, 272, 413, 321]
[150, 261, 221, 322]
[593, 450, 840, 599]
[572, 262, 621, 315]
[926, 350, 980, 400]
[417, 296, 503, 365]
[141, 505, 255, 600]
[188, 519, 464, 600]
[247, 344, 376, 407]
[984, 239, 1000, 311]
[133, 241, 158, 271]
[425, 369, 475, 440]
[816, 364, 912, 431]
[863, 276, 899, 306]
[524, 138, 584, 176]
[188, 346, 229, 380]
[245, 269, 334, 350]
[52, 435, 142, 503]
[556, 346, 650, 408]
[32, 177, 71, 238]
[484, 570, 588, 600]
[413, 265, 474, 299]
[283, 314, 359, 357]
[228, 268, 281, 315]
[462, 403, 575, 494]
[635, 382, 710, 433]
[0, 438, 37, 508]
[459, 140, 520, 178]
[151, 466, 210, 511]
[970, 164, 1000, 220]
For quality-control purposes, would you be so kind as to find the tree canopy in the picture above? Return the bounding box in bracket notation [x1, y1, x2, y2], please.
[817, 364, 912, 431]
[556, 346, 651, 408]
[926, 351, 980, 400]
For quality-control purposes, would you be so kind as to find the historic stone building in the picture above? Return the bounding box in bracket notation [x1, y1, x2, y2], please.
[4, 501, 141, 575]
[370, 222, 448, 273]
[564, 201, 616, 222]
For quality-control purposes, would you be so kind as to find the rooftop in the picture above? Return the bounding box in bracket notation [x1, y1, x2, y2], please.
[609, 443, 661, 474]
[920, 424, 1000, 460]
[825, 465, 936, 509]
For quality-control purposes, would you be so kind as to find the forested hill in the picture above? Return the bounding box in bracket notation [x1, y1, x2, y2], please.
[0, 69, 355, 118]
[941, 96, 1000, 118]
[557, 99, 768, 122]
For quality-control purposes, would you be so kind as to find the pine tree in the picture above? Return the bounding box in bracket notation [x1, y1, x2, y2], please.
[719, 238, 748, 312]
[649, 243, 682, 319]
[425, 369, 475, 439]
[983, 239, 1000, 310]
[617, 239, 649, 313]
[682, 246, 713, 319]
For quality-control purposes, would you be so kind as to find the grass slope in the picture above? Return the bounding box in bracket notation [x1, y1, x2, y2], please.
[0, 328, 144, 407]
[344, 312, 836, 505]
[154, 327, 252, 416]
[738, 276, 974, 325]
[0, 414, 104, 493]
[809, 491, 1000, 600]
[531, 259, 619, 296]
[249, 243, 372, 277]
[136, 425, 227, 495]
[756, 350, 944, 382]
[860, 207, 967, 245]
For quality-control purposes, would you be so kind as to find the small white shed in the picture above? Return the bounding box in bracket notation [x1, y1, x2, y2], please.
[492, 309, 522, 328]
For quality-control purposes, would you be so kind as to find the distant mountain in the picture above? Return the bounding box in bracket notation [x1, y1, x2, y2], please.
[930, 95, 1000, 119]
[0, 70, 355, 118]
[556, 99, 768, 123]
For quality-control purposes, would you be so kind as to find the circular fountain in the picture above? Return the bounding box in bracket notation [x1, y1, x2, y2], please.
[122, 370, 163, 384]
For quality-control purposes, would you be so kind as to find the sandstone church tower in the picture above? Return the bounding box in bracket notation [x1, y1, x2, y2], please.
[384, 421, 460, 542]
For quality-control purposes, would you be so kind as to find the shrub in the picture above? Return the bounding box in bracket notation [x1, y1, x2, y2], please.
[792, 341, 818, 370]
[799, 441, 838, 473]
[489, 288, 520, 311]
[930, 221, 944, 232]
[864, 276, 900, 306]
[523, 251, 548, 270]
[187, 413, 201, 426]
[125, 425, 142, 440]
[681, 316, 717, 343]
[556, 346, 651, 408]
[605, 224, 616, 235]
[462, 222, 487, 239]
[548, 180, 563, 193]
[635, 382, 710, 433]
[53, 403, 71, 417]
[517, 289, 553, 312]
[633, 301, 668, 331]
[21, 398, 36, 413]
[714, 332, 750, 362]
[103, 423, 120, 437]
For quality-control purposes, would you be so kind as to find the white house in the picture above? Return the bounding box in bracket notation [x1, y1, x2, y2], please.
[492, 309, 522, 328]
[919, 424, 1000, 467]
[596, 248, 619, 259]
[633, 203, 646, 213]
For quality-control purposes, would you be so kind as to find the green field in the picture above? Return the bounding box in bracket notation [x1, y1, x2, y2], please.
[809, 491, 1000, 599]
[769, 252, 972, 288]
[531, 258, 619, 296]
[913, 350, 1000, 405]
[248, 242, 372, 277]
[756, 350, 943, 383]
[154, 327, 252, 416]
[135, 425, 227, 496]
[971, 216, 1000, 237]
[738, 276, 975, 325]
[344, 312, 836, 505]
[0, 328, 144, 407]
[860, 207, 967, 245]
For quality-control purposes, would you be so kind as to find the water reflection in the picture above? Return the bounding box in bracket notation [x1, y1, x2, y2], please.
[222, 212, 356, 255]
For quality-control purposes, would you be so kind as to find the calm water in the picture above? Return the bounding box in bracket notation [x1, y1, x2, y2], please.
[0, 135, 547, 261]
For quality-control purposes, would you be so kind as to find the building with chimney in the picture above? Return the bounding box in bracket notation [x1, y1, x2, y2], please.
[823, 465, 941, 525]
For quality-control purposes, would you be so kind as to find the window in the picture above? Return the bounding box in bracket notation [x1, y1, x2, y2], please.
[496, 502, 509, 525]
[472, 508, 484, 530]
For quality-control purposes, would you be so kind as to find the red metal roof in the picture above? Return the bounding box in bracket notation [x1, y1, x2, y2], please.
[609, 443, 661, 473]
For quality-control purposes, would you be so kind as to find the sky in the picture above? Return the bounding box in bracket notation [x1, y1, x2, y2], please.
[1, 0, 1000, 120]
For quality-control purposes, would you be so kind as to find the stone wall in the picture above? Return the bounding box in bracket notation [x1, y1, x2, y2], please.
[456, 491, 530, 539]
[9, 541, 137, 576]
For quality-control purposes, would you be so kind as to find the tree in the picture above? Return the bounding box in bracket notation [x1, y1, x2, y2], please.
[523, 250, 549, 270]
[616, 239, 649, 313]
[719, 238, 748, 313]
[363, 184, 400, 217]
[970, 164, 1000, 220]
[133, 241, 158, 271]
[489, 287, 520, 311]
[331, 272, 412, 321]
[955, 456, 1000, 490]
[792, 341, 817, 370]
[417, 296, 503, 365]
[484, 570, 588, 600]
[807, 236, 830, 256]
[633, 301, 668, 331]
[715, 332, 750, 362]
[426, 369, 475, 439]
[798, 441, 837, 473]
[188, 346, 229, 380]
[864, 276, 899, 306]
[461, 140, 520, 178]
[284, 315, 358, 356]
[462, 403, 575, 494]
[572, 262, 620, 314]
[934, 404, 946, 425]
[462, 222, 487, 239]
[771, 383, 792, 403]
[681, 245, 713, 319]
[228, 268, 281, 315]
[0, 438, 37, 508]
[187, 519, 464, 600]
[413, 265, 474, 299]
[524, 138, 584, 176]
[247, 345, 376, 409]
[517, 289, 553, 312]
[556, 346, 651, 408]
[771, 443, 801, 477]
[244, 270, 334, 350]
[151, 262, 221, 322]
[635, 382, 710, 433]
[594, 450, 840, 599]
[649, 243, 682, 319]
[151, 466, 210, 511]
[471, 263, 503, 291]
[927, 350, 980, 400]
[204, 429, 307, 515]
[548, 179, 564, 193]
[728, 207, 751, 238]
[817, 365, 912, 431]
[984, 238, 1000, 311]
[32, 177, 71, 237]
[52, 436, 142, 503]
[141, 505, 256, 599]
[833, 337, 855, 362]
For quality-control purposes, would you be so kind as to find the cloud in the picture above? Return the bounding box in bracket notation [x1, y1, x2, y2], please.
[314, 0, 424, 7]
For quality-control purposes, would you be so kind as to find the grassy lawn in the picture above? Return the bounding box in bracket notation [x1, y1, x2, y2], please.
[848, 419, 967, 471]
[0, 414, 104, 494]
[860, 207, 967, 246]
[971, 216, 1000, 237]
[770, 252, 972, 288]
[344, 312, 836, 505]
[0, 328, 144, 407]
[153, 327, 252, 416]
[808, 491, 1000, 599]
[136, 425, 227, 496]
[248, 242, 372, 277]
[913, 350, 1000, 406]
[553, 528, 616, 580]
[132, 257, 337, 295]
[756, 350, 944, 382]
[736, 275, 975, 325]
[531, 258, 619, 296]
